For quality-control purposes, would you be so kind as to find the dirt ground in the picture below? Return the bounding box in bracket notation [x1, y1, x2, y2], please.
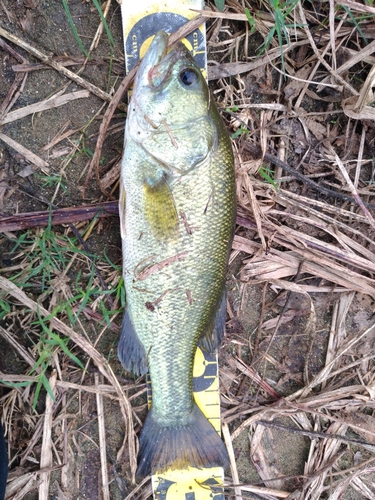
[1, 1, 375, 500]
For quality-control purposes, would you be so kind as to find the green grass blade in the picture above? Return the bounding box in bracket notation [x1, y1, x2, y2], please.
[91, 0, 115, 47]
[341, 5, 368, 43]
[62, 0, 89, 58]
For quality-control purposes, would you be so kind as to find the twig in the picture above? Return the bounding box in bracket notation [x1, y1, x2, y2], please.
[0, 90, 90, 126]
[0, 201, 118, 232]
[222, 422, 242, 500]
[0, 36, 26, 63]
[328, 146, 375, 231]
[0, 132, 48, 170]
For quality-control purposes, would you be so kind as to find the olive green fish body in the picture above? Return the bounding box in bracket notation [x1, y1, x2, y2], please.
[119, 32, 235, 476]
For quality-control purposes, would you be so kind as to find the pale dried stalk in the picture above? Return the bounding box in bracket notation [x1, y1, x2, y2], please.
[222, 422, 242, 500]
[297, 1, 357, 95]
[0, 132, 48, 170]
[328, 146, 375, 231]
[235, 235, 375, 297]
[304, 423, 348, 500]
[38, 370, 57, 500]
[95, 373, 110, 500]
[322, 292, 355, 390]
[90, 0, 112, 51]
[0, 90, 89, 125]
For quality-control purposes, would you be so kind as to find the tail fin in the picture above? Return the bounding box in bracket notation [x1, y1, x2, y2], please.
[136, 403, 229, 477]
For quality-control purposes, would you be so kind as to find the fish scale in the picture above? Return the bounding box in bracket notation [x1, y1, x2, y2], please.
[119, 31, 236, 477]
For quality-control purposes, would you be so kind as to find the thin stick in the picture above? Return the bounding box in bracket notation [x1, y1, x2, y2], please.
[0, 201, 118, 232]
[243, 141, 375, 209]
[0, 90, 89, 125]
[257, 420, 375, 452]
[297, 1, 358, 96]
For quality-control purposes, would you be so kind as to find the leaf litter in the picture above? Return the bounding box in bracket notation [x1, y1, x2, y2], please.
[0, 0, 375, 499]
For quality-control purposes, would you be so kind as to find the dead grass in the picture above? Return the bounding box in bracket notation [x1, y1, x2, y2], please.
[1, 0, 375, 499]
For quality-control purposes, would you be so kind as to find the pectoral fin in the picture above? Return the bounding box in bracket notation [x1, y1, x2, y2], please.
[143, 174, 178, 241]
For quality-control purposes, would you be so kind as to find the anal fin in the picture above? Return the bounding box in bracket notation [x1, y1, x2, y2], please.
[198, 292, 227, 355]
[118, 308, 148, 376]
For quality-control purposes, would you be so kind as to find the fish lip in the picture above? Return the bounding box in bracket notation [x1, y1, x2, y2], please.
[147, 43, 186, 89]
[133, 31, 168, 91]
[134, 32, 191, 91]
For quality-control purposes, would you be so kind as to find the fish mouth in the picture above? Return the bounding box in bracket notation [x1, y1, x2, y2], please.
[134, 31, 188, 91]
[133, 31, 168, 91]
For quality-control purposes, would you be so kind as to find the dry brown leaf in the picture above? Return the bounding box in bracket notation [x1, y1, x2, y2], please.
[261, 309, 306, 330]
[301, 116, 326, 140]
[38, 370, 57, 500]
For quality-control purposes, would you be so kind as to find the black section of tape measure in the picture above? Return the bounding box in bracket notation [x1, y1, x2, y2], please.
[192, 348, 217, 392]
[154, 475, 225, 500]
[200, 477, 225, 499]
[154, 477, 176, 499]
[125, 12, 205, 72]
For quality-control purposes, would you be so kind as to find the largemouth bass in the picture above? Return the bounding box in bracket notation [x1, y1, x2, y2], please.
[118, 31, 236, 477]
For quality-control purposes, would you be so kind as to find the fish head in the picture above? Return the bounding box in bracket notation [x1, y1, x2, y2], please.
[127, 31, 213, 152]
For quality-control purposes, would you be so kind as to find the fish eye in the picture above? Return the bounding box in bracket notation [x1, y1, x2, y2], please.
[179, 68, 198, 86]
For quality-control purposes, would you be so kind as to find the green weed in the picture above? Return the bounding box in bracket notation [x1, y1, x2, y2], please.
[245, 7, 257, 34]
[258, 0, 300, 72]
[340, 6, 368, 43]
[231, 124, 249, 139]
[258, 165, 279, 189]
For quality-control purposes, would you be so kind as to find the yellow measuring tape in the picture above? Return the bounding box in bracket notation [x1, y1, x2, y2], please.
[121, 2, 225, 498]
